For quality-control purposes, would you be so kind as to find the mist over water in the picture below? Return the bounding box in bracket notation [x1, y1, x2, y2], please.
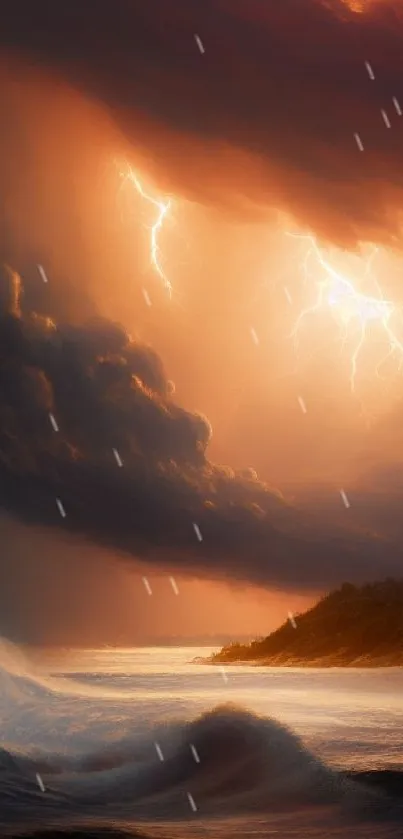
[0, 641, 402, 838]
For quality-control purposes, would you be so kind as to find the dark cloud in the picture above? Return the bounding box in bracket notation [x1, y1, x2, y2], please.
[0, 263, 400, 592]
[2, 0, 403, 245]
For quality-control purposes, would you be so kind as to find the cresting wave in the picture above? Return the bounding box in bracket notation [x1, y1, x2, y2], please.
[0, 638, 402, 838]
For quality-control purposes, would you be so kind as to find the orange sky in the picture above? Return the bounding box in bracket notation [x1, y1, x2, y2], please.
[0, 514, 314, 645]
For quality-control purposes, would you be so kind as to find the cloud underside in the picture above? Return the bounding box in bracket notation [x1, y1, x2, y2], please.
[2, 0, 403, 245]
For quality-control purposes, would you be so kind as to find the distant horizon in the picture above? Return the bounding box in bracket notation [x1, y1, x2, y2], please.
[20, 633, 258, 651]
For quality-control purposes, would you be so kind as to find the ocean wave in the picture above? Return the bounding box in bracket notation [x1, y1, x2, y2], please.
[0, 639, 402, 837]
[1, 705, 401, 820]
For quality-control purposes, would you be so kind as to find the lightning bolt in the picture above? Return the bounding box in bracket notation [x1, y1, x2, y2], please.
[286, 232, 403, 393]
[117, 161, 173, 298]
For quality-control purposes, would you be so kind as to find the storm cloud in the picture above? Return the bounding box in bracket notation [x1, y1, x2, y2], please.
[1, 0, 403, 245]
[0, 263, 400, 592]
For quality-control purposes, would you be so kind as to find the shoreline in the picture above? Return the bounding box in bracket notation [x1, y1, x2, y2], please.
[195, 656, 403, 668]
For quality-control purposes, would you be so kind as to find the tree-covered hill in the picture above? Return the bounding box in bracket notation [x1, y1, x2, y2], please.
[208, 580, 403, 667]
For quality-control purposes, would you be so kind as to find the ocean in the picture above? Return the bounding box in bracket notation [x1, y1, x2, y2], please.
[1, 641, 403, 838]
